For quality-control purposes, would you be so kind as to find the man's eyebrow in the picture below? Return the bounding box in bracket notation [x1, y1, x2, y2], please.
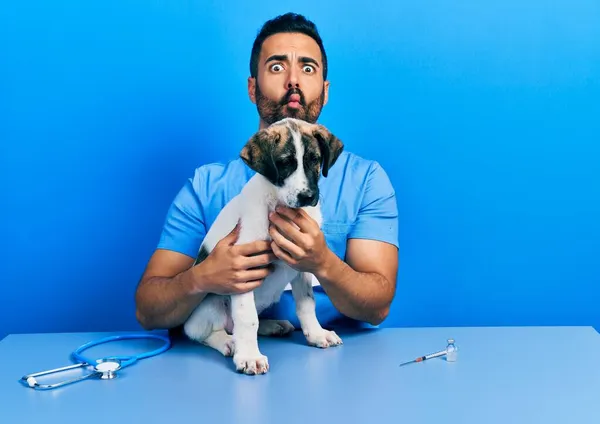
[299, 56, 320, 67]
[264, 54, 288, 64]
[264, 54, 320, 67]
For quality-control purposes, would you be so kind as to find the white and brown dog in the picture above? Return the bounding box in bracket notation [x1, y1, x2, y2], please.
[183, 117, 344, 375]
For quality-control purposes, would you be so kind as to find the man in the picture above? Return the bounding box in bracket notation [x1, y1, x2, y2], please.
[135, 13, 399, 334]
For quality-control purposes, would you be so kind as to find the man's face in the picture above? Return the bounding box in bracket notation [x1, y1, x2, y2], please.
[248, 32, 329, 129]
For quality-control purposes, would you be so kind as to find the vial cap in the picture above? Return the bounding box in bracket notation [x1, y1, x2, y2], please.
[447, 338, 455, 344]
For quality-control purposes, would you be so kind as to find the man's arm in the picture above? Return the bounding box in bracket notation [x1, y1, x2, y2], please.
[135, 249, 205, 331]
[313, 238, 398, 325]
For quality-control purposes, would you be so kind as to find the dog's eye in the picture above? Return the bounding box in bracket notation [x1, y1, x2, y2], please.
[277, 156, 295, 169]
[306, 151, 319, 162]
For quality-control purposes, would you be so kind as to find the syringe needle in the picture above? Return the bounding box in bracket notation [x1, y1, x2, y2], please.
[399, 349, 447, 367]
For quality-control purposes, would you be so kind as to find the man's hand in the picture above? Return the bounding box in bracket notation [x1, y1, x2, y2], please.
[268, 206, 331, 274]
[135, 223, 277, 331]
[194, 223, 277, 295]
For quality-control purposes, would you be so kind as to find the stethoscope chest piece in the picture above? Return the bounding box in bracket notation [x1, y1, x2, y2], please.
[94, 359, 121, 380]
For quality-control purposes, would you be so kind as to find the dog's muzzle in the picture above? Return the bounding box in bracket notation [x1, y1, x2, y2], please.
[297, 191, 318, 207]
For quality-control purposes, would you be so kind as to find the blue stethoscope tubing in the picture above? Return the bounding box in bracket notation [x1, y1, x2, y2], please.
[72, 333, 172, 369]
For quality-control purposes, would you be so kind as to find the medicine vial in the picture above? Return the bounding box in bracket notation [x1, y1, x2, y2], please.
[446, 338, 458, 362]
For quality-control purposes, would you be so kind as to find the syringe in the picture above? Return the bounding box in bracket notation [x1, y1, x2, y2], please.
[398, 348, 447, 367]
[399, 339, 458, 367]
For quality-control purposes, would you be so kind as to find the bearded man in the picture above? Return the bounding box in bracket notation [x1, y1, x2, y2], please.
[135, 13, 399, 335]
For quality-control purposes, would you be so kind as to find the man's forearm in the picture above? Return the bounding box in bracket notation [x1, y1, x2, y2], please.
[135, 267, 207, 330]
[314, 250, 395, 326]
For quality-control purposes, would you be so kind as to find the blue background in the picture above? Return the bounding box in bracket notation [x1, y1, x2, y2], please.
[1, 0, 599, 340]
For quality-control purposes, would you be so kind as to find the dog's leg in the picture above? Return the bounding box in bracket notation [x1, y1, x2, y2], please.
[184, 294, 233, 356]
[291, 272, 343, 348]
[258, 319, 295, 337]
[230, 292, 269, 374]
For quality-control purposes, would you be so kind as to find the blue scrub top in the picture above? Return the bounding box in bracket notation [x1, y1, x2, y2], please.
[157, 150, 399, 329]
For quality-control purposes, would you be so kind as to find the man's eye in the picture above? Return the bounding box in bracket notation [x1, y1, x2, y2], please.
[271, 64, 284, 72]
[303, 65, 315, 73]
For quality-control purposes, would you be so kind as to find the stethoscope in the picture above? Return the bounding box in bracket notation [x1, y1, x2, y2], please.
[20, 333, 171, 390]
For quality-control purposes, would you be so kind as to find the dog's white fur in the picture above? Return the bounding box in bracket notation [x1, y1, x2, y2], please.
[183, 118, 343, 375]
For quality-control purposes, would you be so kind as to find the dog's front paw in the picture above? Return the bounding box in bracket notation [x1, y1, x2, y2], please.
[304, 329, 343, 348]
[233, 352, 270, 375]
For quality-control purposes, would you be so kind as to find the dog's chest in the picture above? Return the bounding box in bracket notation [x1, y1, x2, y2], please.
[253, 261, 298, 313]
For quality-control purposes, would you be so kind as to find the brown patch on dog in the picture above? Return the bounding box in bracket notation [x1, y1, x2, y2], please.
[240, 122, 298, 186]
[299, 131, 322, 177]
[299, 123, 344, 178]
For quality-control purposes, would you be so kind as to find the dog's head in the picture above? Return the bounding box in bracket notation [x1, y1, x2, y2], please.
[240, 118, 344, 208]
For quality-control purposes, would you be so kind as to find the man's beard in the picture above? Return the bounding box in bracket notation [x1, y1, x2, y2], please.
[255, 82, 325, 126]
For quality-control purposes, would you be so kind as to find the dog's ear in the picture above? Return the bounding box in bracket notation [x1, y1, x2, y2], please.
[313, 125, 344, 178]
[240, 128, 280, 182]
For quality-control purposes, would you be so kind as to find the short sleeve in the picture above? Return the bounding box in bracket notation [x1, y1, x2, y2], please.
[156, 168, 207, 258]
[348, 162, 399, 248]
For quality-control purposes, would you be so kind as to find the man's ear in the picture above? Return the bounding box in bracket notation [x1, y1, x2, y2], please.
[248, 77, 256, 104]
[313, 124, 344, 177]
[240, 129, 280, 182]
[323, 80, 330, 106]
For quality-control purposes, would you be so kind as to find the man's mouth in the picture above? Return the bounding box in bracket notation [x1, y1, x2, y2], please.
[286, 93, 302, 109]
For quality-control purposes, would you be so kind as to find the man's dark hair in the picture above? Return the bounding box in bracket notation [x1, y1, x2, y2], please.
[249, 12, 328, 80]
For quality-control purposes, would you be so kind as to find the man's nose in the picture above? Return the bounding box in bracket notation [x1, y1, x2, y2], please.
[286, 68, 299, 89]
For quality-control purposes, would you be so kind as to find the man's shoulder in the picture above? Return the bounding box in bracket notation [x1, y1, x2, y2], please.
[183, 158, 252, 206]
[188, 158, 252, 189]
[191, 158, 250, 182]
[339, 149, 386, 168]
[321, 149, 396, 214]
[330, 150, 391, 185]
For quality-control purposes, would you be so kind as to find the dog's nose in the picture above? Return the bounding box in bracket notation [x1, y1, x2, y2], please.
[297, 192, 318, 207]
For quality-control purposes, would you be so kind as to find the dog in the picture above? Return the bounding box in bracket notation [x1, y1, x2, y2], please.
[183, 117, 345, 375]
